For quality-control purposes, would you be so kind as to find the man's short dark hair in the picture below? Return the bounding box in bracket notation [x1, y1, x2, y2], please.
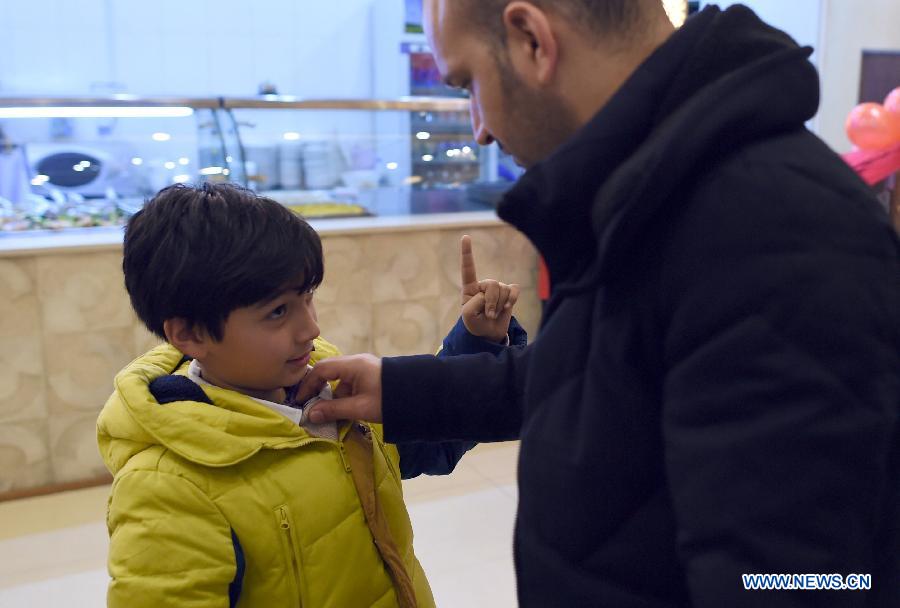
[123, 182, 323, 341]
[459, 0, 649, 45]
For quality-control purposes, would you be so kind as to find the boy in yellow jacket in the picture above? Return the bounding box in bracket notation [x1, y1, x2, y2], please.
[97, 182, 526, 607]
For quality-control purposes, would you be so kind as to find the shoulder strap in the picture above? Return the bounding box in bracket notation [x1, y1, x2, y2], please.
[343, 425, 418, 608]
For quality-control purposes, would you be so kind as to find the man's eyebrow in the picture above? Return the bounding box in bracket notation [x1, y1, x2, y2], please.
[442, 75, 459, 88]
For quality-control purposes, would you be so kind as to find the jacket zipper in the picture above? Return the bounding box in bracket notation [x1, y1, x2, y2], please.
[338, 441, 352, 472]
[279, 506, 304, 608]
[272, 431, 351, 606]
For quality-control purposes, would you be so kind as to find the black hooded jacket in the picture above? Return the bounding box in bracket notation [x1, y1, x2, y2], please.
[383, 6, 900, 606]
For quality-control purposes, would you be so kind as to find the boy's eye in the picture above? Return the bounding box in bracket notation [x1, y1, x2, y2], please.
[268, 304, 287, 320]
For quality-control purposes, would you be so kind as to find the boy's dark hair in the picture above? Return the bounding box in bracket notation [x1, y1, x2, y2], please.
[123, 182, 323, 341]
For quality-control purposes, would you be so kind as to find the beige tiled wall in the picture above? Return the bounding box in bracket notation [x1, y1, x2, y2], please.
[0, 224, 540, 494]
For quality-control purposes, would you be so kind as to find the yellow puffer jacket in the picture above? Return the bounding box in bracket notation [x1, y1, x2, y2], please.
[97, 340, 435, 608]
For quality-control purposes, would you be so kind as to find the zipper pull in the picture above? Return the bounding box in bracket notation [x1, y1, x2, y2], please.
[338, 442, 352, 472]
[279, 506, 291, 530]
[357, 422, 372, 439]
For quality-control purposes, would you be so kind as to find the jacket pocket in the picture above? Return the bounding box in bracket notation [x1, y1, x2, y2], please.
[274, 504, 304, 608]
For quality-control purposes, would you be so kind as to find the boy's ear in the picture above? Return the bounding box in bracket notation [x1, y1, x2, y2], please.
[163, 318, 209, 359]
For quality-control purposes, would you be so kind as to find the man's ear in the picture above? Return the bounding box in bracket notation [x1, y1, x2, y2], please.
[163, 318, 209, 359]
[502, 1, 559, 87]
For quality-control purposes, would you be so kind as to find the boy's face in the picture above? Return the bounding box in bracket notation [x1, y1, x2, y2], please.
[196, 283, 320, 403]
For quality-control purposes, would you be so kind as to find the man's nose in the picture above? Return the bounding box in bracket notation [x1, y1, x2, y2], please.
[470, 101, 495, 146]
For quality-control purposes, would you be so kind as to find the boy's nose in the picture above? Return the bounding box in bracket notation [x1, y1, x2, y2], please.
[296, 311, 320, 343]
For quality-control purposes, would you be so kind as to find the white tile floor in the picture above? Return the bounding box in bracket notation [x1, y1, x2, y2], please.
[0, 442, 520, 608]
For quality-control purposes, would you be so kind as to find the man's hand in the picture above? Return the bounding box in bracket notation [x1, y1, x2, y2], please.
[294, 354, 383, 424]
[460, 234, 520, 342]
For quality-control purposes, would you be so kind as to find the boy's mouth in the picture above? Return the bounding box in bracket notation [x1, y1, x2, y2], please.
[287, 351, 312, 367]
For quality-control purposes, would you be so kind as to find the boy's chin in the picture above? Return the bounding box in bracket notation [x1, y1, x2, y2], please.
[280, 370, 310, 397]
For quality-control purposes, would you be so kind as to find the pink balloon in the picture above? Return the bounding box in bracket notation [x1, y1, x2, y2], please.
[846, 102, 900, 151]
[884, 87, 900, 117]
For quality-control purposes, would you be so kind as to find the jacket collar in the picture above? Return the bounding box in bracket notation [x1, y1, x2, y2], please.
[97, 341, 347, 472]
[497, 5, 818, 294]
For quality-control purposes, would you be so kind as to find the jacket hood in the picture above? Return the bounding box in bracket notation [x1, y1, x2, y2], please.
[97, 338, 341, 473]
[498, 4, 819, 294]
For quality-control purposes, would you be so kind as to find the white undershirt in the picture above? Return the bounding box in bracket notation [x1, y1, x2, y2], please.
[187, 359, 338, 440]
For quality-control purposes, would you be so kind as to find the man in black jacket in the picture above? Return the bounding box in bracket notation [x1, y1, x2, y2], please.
[299, 2, 900, 606]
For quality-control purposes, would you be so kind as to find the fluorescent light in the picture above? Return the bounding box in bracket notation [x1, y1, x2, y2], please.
[0, 106, 194, 119]
[152, 132, 171, 142]
[283, 132, 301, 141]
[422, 154, 434, 162]
[164, 161, 176, 170]
[416, 131, 431, 140]
[200, 166, 224, 176]
[178, 157, 190, 165]
[386, 162, 399, 170]
[131, 157, 143, 166]
[173, 174, 191, 183]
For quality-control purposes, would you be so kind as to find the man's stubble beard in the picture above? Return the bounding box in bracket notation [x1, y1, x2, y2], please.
[496, 54, 581, 168]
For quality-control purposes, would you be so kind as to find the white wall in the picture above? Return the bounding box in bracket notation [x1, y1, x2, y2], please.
[0, 0, 377, 98]
[816, 0, 900, 151]
[0, 0, 409, 194]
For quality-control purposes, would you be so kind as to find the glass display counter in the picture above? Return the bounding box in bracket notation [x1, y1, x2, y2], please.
[0, 96, 521, 237]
